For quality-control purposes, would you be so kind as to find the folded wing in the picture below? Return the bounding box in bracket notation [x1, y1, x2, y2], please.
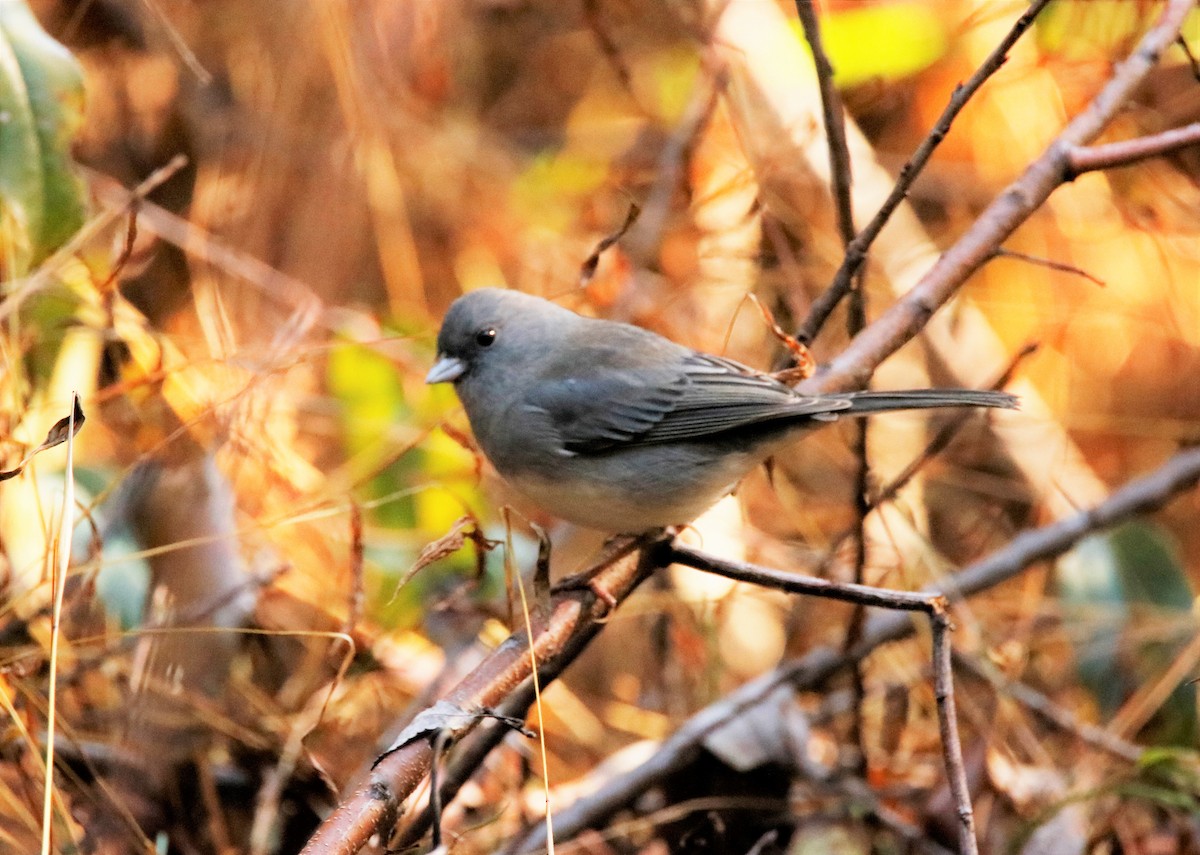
[527, 352, 852, 454]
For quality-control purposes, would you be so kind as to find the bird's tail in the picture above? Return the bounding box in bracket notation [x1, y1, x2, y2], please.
[837, 388, 1018, 415]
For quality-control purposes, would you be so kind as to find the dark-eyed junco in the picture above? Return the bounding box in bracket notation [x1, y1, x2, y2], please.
[426, 288, 1016, 533]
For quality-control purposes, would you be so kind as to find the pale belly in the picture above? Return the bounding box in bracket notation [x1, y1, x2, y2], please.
[499, 443, 768, 533]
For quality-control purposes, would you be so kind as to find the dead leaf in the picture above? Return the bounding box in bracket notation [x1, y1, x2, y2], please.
[0, 395, 85, 482]
[580, 202, 640, 286]
[391, 516, 493, 601]
[745, 294, 815, 384]
[375, 699, 533, 764]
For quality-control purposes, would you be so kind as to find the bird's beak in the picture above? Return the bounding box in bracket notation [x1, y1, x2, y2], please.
[426, 355, 467, 384]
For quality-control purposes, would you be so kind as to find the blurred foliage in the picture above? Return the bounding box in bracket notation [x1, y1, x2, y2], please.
[1, 0, 1199, 852]
[0, 0, 86, 277]
[1058, 522, 1196, 746]
[819, 2, 949, 86]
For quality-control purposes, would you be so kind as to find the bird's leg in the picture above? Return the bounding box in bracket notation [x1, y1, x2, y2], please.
[529, 522, 552, 617]
[554, 530, 668, 610]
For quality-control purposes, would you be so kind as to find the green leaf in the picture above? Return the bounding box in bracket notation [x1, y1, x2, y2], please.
[0, 0, 87, 277]
[327, 341, 419, 528]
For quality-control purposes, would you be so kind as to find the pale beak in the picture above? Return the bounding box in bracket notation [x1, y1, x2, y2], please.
[426, 355, 467, 384]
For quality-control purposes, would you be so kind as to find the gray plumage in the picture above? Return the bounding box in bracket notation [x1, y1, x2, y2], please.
[427, 288, 1017, 532]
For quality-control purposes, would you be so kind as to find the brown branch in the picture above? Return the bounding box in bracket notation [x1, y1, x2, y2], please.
[793, 0, 873, 770]
[931, 607, 977, 855]
[794, 0, 1054, 348]
[298, 536, 667, 855]
[1064, 120, 1200, 178]
[793, 0, 855, 248]
[516, 443, 1200, 850]
[667, 544, 938, 612]
[671, 544, 978, 849]
[809, 0, 1196, 394]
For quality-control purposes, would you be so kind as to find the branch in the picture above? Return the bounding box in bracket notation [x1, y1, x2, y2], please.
[1065, 120, 1200, 178]
[670, 546, 977, 851]
[519, 443, 1200, 849]
[808, 0, 1196, 394]
[793, 0, 874, 770]
[298, 536, 666, 855]
[668, 544, 934, 611]
[931, 609, 977, 855]
[793, 0, 855, 248]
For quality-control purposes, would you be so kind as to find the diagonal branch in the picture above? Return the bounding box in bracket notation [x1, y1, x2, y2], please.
[1065, 119, 1200, 177]
[298, 537, 666, 855]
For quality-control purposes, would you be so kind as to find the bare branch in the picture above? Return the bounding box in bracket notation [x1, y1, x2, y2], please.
[1065, 120, 1200, 178]
[792, 0, 874, 772]
[667, 544, 938, 612]
[793, 0, 855, 248]
[931, 607, 978, 855]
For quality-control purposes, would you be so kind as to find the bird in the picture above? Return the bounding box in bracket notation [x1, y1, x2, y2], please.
[426, 288, 1017, 533]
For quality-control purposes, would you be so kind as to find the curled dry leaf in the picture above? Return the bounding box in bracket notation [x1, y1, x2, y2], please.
[375, 699, 534, 762]
[746, 294, 815, 385]
[0, 395, 85, 482]
[391, 515, 494, 601]
[579, 202, 641, 287]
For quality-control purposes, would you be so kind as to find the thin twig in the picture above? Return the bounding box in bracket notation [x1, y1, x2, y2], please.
[674, 544, 978, 849]
[992, 247, 1106, 287]
[794, 0, 1054, 347]
[793, 0, 855, 248]
[96, 201, 141, 294]
[581, 0, 638, 105]
[137, 0, 212, 84]
[1064, 120, 1200, 178]
[793, 0, 873, 770]
[668, 544, 935, 612]
[931, 606, 978, 855]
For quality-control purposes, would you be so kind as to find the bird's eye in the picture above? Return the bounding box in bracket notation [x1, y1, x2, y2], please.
[475, 327, 497, 347]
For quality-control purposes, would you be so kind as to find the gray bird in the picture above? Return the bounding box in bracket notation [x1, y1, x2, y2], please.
[426, 288, 1016, 533]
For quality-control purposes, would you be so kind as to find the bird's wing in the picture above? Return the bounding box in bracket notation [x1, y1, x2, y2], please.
[527, 352, 852, 454]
